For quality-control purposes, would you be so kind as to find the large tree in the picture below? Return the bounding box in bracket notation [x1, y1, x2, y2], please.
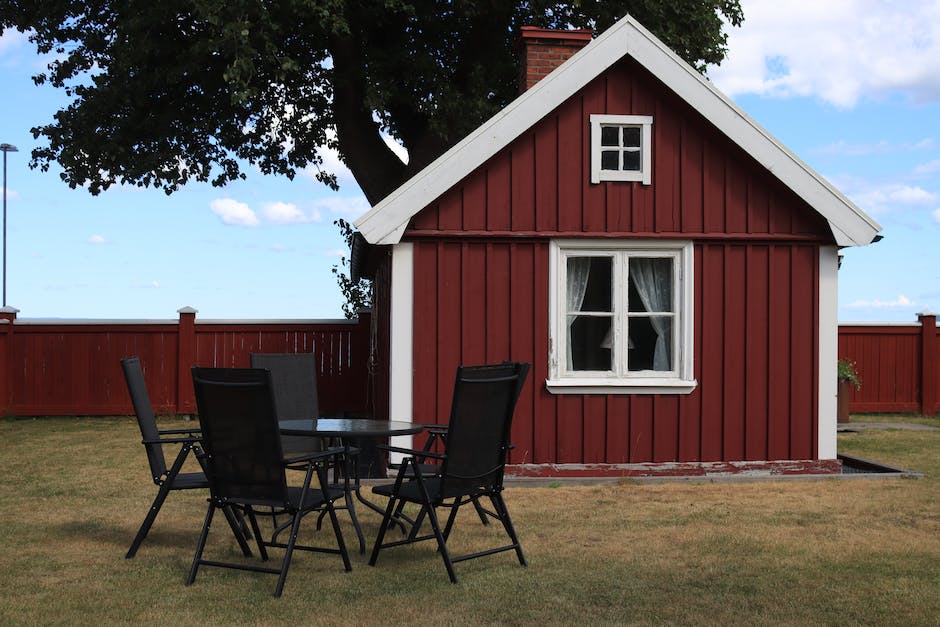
[2, 1, 743, 205]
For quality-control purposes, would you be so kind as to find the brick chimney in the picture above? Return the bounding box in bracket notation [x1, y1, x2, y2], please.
[518, 26, 593, 93]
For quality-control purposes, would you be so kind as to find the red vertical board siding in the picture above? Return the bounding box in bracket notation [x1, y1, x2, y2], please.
[582, 395, 607, 463]
[436, 244, 462, 423]
[747, 173, 770, 234]
[557, 94, 583, 232]
[790, 246, 817, 458]
[629, 396, 653, 462]
[511, 135, 536, 232]
[699, 245, 725, 461]
[486, 156, 512, 231]
[485, 244, 512, 362]
[582, 78, 607, 233]
[745, 246, 770, 460]
[412, 243, 438, 425]
[722, 245, 747, 460]
[534, 118, 559, 232]
[725, 161, 749, 234]
[606, 396, 631, 463]
[509, 244, 536, 463]
[460, 243, 487, 366]
[652, 396, 680, 462]
[654, 104, 681, 233]
[768, 246, 792, 459]
[557, 396, 584, 463]
[680, 123, 704, 234]
[462, 172, 487, 231]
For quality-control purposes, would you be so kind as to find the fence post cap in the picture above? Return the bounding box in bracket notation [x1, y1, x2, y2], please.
[916, 310, 936, 318]
[0, 306, 19, 314]
[177, 306, 198, 315]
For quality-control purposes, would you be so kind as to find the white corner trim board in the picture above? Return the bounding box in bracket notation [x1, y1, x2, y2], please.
[388, 243, 414, 463]
[818, 245, 839, 460]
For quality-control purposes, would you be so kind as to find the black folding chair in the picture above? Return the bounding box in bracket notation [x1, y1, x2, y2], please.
[249, 353, 330, 455]
[369, 362, 530, 583]
[121, 357, 251, 559]
[189, 367, 351, 598]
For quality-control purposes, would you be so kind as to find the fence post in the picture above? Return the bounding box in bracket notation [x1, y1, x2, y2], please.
[177, 306, 198, 416]
[919, 311, 937, 416]
[0, 307, 17, 415]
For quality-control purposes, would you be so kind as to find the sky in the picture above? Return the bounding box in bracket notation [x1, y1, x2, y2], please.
[0, 0, 938, 322]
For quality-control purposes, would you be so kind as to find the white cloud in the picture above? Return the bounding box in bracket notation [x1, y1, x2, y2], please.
[846, 294, 917, 309]
[313, 195, 371, 218]
[933, 208, 940, 224]
[815, 138, 936, 157]
[261, 201, 318, 224]
[87, 234, 110, 244]
[0, 28, 28, 55]
[833, 177, 938, 214]
[709, 1, 940, 107]
[914, 159, 940, 176]
[210, 198, 259, 226]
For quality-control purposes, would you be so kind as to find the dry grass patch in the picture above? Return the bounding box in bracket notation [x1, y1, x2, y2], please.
[1, 415, 938, 625]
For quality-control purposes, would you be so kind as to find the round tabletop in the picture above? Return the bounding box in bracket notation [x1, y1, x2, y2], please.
[279, 418, 422, 438]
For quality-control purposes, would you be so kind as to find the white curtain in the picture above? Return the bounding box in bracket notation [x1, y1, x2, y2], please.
[565, 258, 591, 370]
[631, 258, 672, 371]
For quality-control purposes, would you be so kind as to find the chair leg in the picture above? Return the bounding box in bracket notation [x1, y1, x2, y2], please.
[368, 493, 400, 567]
[125, 481, 172, 559]
[323, 492, 353, 572]
[187, 503, 216, 586]
[220, 505, 254, 557]
[244, 507, 268, 561]
[273, 510, 303, 598]
[441, 500, 462, 543]
[471, 496, 491, 525]
[424, 503, 458, 584]
[491, 492, 527, 567]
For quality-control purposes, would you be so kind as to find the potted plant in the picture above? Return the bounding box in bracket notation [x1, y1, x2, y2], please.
[837, 359, 861, 423]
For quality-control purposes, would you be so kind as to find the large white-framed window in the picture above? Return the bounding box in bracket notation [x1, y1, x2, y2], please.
[590, 114, 653, 185]
[547, 239, 696, 395]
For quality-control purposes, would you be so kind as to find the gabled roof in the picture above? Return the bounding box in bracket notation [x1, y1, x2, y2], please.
[354, 14, 881, 247]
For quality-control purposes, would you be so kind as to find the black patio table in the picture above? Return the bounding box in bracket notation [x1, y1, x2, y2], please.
[279, 418, 423, 553]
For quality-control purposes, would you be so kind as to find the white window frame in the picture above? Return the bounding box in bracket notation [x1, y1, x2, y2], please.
[590, 114, 653, 185]
[547, 239, 696, 395]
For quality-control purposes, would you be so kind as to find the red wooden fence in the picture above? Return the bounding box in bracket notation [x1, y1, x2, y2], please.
[0, 307, 373, 417]
[0, 307, 935, 417]
[838, 313, 938, 415]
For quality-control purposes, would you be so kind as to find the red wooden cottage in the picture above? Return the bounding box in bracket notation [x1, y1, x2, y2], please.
[352, 16, 882, 477]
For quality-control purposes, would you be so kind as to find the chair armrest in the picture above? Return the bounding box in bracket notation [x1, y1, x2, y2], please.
[157, 427, 202, 436]
[142, 435, 201, 445]
[376, 443, 446, 460]
[283, 448, 345, 467]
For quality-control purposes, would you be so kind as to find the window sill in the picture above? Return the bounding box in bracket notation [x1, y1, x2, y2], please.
[545, 378, 698, 395]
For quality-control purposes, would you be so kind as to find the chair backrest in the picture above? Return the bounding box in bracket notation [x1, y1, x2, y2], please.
[191, 367, 289, 507]
[121, 356, 167, 479]
[249, 353, 320, 421]
[440, 362, 530, 491]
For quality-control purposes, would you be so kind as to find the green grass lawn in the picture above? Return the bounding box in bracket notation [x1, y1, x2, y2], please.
[0, 413, 937, 625]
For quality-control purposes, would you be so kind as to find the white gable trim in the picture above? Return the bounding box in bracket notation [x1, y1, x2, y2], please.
[354, 15, 881, 247]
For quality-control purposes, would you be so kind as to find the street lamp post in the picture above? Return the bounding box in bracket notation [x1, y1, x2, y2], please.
[1, 143, 18, 308]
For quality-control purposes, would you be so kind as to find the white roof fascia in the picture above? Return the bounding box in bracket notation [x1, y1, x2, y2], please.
[354, 15, 881, 247]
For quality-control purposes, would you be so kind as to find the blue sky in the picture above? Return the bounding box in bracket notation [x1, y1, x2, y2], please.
[1, 0, 938, 322]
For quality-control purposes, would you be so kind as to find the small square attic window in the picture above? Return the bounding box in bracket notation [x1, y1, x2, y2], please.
[590, 114, 652, 185]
